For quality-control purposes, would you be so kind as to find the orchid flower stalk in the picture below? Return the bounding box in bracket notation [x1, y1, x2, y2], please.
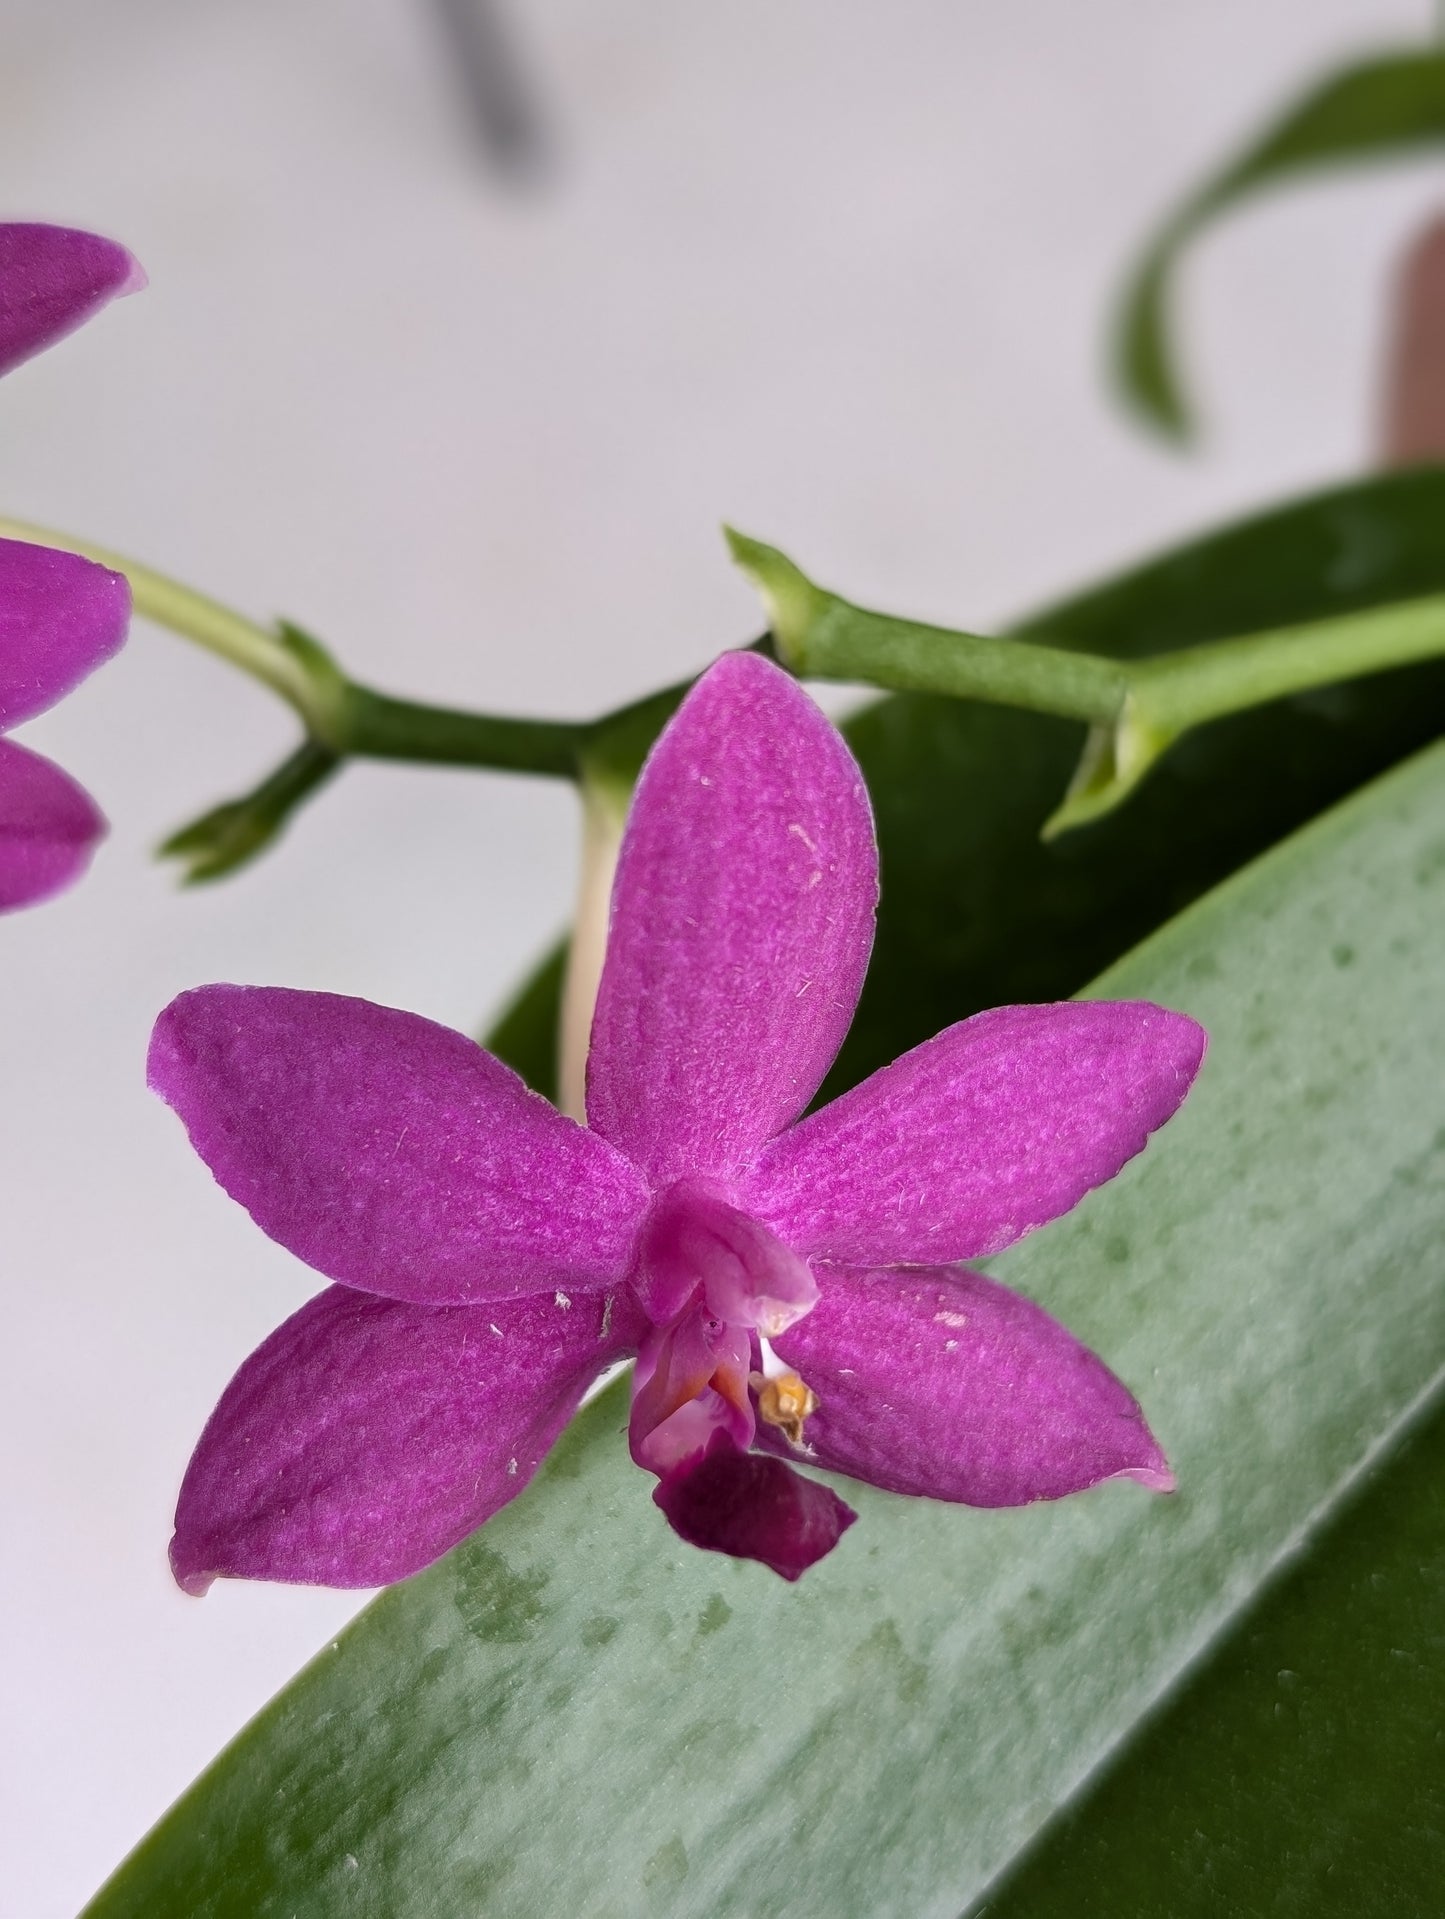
[150, 652, 1202, 1586]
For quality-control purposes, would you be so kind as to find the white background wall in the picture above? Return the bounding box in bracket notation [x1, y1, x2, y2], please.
[1, 3, 1438, 1911]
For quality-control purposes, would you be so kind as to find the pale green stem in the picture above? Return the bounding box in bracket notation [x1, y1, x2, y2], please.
[1129, 592, 1445, 732]
[557, 772, 630, 1123]
[0, 516, 339, 735]
[1053, 591, 1445, 832]
[728, 528, 1445, 834]
[725, 529, 1127, 726]
[16, 512, 1445, 857]
[0, 516, 588, 785]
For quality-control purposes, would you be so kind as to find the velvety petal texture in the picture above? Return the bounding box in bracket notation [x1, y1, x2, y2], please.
[0, 222, 144, 378]
[773, 1267, 1173, 1505]
[0, 736, 106, 910]
[653, 1431, 857, 1580]
[149, 987, 650, 1304]
[172, 1284, 645, 1592]
[0, 539, 131, 729]
[746, 1001, 1205, 1265]
[586, 651, 877, 1185]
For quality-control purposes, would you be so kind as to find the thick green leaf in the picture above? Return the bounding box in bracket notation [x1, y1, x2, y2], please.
[84, 727, 1445, 1917]
[1115, 49, 1445, 438]
[973, 1377, 1445, 1918]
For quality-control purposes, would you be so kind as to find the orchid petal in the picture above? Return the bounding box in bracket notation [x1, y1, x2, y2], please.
[746, 1001, 1205, 1265]
[149, 986, 649, 1305]
[652, 1430, 857, 1580]
[773, 1267, 1173, 1505]
[171, 1284, 645, 1592]
[0, 736, 106, 911]
[0, 222, 145, 379]
[586, 651, 877, 1184]
[0, 539, 131, 729]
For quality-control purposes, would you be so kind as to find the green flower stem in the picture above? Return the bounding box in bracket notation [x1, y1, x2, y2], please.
[20, 513, 1445, 856]
[724, 529, 1127, 726]
[1128, 592, 1445, 733]
[0, 517, 340, 733]
[339, 685, 582, 777]
[727, 528, 1445, 833]
[0, 517, 586, 777]
[558, 772, 631, 1122]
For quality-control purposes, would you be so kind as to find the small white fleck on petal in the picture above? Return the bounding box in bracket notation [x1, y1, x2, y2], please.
[934, 1310, 970, 1328]
[506, 1457, 519, 1476]
[555, 1290, 572, 1310]
[489, 1323, 504, 1337]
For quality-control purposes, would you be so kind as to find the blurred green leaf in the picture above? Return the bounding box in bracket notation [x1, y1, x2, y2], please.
[972, 1375, 1445, 1918]
[1115, 49, 1445, 439]
[84, 706, 1445, 1914]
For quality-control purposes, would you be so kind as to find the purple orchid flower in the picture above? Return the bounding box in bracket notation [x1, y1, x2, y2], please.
[151, 653, 1204, 1588]
[0, 224, 142, 909]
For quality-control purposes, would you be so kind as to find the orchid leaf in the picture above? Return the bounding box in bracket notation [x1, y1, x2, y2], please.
[974, 1376, 1445, 1917]
[1116, 47, 1445, 439]
[84, 712, 1445, 1916]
